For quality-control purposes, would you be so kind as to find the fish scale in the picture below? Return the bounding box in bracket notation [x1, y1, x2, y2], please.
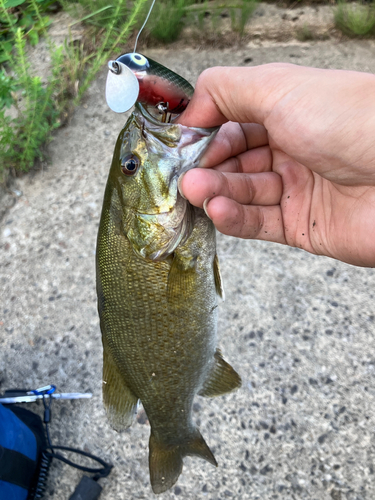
[97, 77, 241, 493]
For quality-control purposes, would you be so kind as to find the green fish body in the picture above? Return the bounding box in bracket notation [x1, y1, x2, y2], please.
[96, 103, 241, 494]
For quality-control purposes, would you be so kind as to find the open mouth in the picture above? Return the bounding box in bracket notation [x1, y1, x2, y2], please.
[137, 101, 182, 125]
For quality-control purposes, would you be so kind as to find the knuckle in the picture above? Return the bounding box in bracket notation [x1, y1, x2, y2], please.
[196, 67, 219, 89]
[244, 175, 256, 203]
[241, 206, 264, 239]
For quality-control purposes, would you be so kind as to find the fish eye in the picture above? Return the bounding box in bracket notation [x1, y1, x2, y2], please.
[116, 53, 149, 72]
[121, 154, 140, 176]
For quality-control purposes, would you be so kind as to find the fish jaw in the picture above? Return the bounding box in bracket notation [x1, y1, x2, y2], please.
[112, 103, 218, 261]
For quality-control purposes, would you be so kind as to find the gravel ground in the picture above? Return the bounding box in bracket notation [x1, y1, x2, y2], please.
[1, 40, 375, 500]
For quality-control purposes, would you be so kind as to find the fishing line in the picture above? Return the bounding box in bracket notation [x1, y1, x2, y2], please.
[133, 0, 156, 53]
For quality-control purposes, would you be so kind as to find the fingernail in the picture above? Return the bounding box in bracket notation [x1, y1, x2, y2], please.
[177, 173, 187, 200]
[203, 197, 212, 220]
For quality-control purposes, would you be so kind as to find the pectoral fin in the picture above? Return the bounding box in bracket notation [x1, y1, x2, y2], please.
[199, 350, 241, 397]
[102, 335, 138, 431]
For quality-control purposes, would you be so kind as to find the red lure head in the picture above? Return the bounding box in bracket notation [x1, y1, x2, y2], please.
[116, 53, 194, 115]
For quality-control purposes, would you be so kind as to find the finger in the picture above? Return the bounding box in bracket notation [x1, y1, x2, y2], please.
[213, 145, 272, 174]
[204, 196, 286, 244]
[179, 169, 282, 208]
[199, 122, 269, 168]
[179, 64, 300, 128]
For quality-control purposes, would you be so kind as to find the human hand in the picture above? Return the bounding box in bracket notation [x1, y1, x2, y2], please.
[178, 64, 375, 267]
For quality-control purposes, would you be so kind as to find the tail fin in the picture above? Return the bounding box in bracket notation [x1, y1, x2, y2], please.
[149, 429, 217, 494]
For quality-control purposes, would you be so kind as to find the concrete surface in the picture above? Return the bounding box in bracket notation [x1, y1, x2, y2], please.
[1, 40, 375, 500]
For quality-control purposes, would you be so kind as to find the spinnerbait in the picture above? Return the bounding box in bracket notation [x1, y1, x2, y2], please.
[105, 53, 193, 120]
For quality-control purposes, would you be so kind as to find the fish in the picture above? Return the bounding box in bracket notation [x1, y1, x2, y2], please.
[96, 54, 241, 494]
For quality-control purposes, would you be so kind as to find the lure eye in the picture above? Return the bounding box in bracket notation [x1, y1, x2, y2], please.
[116, 53, 150, 72]
[131, 53, 148, 66]
[121, 154, 140, 176]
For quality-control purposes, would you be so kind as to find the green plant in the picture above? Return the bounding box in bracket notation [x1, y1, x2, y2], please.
[0, 0, 148, 180]
[148, 0, 187, 43]
[235, 0, 258, 36]
[0, 0, 52, 63]
[296, 23, 315, 41]
[0, 68, 19, 107]
[184, 0, 258, 38]
[0, 25, 59, 178]
[334, 0, 375, 37]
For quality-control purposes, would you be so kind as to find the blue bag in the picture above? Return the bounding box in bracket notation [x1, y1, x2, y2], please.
[0, 404, 47, 500]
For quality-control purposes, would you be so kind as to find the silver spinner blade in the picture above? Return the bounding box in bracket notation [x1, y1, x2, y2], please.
[105, 60, 140, 113]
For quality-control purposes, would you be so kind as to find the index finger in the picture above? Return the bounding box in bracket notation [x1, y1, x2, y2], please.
[178, 65, 278, 128]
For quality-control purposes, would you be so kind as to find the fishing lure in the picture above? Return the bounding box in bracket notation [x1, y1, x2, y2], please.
[106, 52, 193, 120]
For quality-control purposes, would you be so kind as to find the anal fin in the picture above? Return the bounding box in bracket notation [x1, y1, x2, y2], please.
[198, 350, 241, 397]
[102, 336, 138, 432]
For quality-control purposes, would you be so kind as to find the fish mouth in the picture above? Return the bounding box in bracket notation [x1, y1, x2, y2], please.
[136, 102, 176, 125]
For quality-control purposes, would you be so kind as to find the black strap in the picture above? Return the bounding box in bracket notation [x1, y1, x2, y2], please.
[46, 446, 113, 480]
[0, 445, 36, 490]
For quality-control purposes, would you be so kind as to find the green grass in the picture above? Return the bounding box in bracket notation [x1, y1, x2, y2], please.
[148, 0, 187, 43]
[230, 0, 258, 36]
[0, 0, 53, 64]
[0, 0, 148, 180]
[334, 0, 375, 37]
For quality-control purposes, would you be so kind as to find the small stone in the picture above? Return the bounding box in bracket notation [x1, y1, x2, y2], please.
[249, 465, 258, 475]
[260, 464, 273, 475]
[330, 488, 342, 500]
[318, 433, 328, 444]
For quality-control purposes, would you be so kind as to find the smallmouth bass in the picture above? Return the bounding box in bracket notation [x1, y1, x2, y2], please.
[97, 55, 241, 494]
